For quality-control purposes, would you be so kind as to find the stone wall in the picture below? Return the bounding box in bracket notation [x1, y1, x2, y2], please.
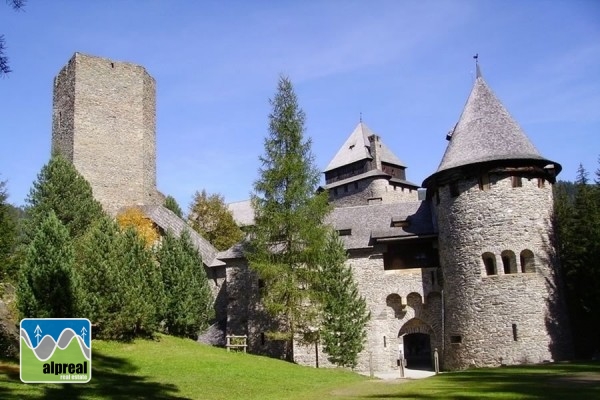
[52, 53, 160, 215]
[330, 177, 418, 207]
[434, 172, 571, 369]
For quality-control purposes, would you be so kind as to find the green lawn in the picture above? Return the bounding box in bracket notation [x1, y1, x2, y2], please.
[0, 334, 598, 399]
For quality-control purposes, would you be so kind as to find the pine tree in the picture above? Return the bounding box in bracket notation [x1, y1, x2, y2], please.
[24, 154, 104, 242]
[157, 230, 214, 338]
[556, 163, 600, 357]
[164, 195, 183, 218]
[72, 216, 122, 335]
[0, 179, 17, 281]
[109, 227, 165, 339]
[188, 190, 244, 251]
[318, 230, 370, 368]
[246, 76, 331, 358]
[17, 211, 76, 319]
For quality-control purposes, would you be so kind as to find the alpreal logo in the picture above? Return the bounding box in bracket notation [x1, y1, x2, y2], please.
[20, 318, 91, 383]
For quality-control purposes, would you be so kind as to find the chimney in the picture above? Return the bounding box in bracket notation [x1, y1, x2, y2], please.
[368, 134, 382, 170]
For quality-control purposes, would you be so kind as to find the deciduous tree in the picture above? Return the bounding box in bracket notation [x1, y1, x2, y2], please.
[116, 207, 160, 248]
[188, 190, 243, 251]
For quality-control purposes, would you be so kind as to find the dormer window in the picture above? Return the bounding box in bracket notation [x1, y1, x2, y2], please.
[391, 217, 410, 228]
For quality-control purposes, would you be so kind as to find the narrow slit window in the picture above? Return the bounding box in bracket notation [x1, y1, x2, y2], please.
[449, 182, 459, 197]
[512, 176, 522, 188]
[537, 178, 545, 188]
[479, 174, 490, 190]
[512, 324, 518, 341]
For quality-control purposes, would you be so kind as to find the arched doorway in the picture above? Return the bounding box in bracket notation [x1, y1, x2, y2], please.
[398, 318, 433, 370]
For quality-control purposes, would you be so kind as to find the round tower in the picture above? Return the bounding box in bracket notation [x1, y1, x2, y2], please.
[423, 66, 571, 369]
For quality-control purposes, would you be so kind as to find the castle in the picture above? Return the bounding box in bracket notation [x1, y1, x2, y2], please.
[51, 53, 571, 372]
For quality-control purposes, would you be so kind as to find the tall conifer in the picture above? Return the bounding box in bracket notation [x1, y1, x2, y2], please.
[318, 230, 370, 368]
[246, 76, 330, 358]
[17, 211, 76, 319]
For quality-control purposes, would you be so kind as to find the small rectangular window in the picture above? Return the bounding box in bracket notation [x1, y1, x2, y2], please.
[479, 174, 490, 190]
[449, 182, 459, 197]
[383, 336, 387, 348]
[354, 182, 359, 190]
[512, 324, 518, 341]
[338, 229, 352, 236]
[450, 335, 462, 344]
[512, 176, 522, 188]
[435, 190, 440, 205]
[344, 184, 348, 193]
[261, 332, 265, 345]
[537, 178, 545, 188]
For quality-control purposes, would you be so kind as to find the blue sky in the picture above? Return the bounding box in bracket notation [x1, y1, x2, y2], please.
[1, 1, 599, 210]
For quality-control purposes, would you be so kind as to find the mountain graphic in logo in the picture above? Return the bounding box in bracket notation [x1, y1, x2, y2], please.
[20, 318, 91, 383]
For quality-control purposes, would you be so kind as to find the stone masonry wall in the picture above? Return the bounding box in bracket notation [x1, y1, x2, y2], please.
[435, 173, 571, 369]
[330, 177, 418, 208]
[52, 53, 160, 215]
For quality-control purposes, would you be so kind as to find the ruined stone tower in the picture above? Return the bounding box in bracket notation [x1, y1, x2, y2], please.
[422, 66, 570, 369]
[52, 53, 162, 215]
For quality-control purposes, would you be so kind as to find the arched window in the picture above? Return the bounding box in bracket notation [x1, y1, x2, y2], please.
[501, 250, 517, 274]
[520, 250, 535, 273]
[482, 252, 496, 276]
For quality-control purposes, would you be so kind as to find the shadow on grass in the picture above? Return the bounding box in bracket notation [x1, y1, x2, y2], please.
[0, 350, 191, 400]
[360, 362, 600, 400]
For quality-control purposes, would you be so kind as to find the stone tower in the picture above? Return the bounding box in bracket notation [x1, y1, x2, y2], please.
[323, 122, 419, 207]
[423, 66, 571, 369]
[52, 53, 162, 215]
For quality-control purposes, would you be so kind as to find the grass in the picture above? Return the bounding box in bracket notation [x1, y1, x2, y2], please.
[0, 334, 598, 399]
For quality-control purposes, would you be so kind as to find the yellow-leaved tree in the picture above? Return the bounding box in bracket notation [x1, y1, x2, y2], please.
[116, 207, 160, 247]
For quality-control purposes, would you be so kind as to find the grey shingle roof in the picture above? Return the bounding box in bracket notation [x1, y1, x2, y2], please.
[139, 205, 221, 266]
[215, 201, 434, 259]
[324, 122, 406, 172]
[227, 199, 254, 226]
[326, 201, 435, 250]
[424, 72, 558, 186]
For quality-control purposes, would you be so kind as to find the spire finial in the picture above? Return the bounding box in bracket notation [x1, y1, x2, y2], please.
[359, 112, 362, 123]
[473, 53, 482, 78]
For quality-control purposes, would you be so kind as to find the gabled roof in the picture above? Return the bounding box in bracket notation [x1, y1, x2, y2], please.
[424, 69, 559, 186]
[139, 205, 222, 267]
[324, 122, 406, 172]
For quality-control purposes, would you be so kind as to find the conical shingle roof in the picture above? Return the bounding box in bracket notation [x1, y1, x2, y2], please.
[324, 122, 405, 172]
[424, 69, 560, 186]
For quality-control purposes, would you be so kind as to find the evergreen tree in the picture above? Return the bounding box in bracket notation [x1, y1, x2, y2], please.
[555, 162, 600, 357]
[17, 211, 76, 319]
[24, 154, 104, 242]
[164, 195, 184, 218]
[109, 227, 165, 339]
[157, 230, 214, 338]
[72, 216, 122, 335]
[246, 76, 331, 358]
[318, 230, 370, 368]
[0, 179, 17, 281]
[188, 189, 244, 251]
